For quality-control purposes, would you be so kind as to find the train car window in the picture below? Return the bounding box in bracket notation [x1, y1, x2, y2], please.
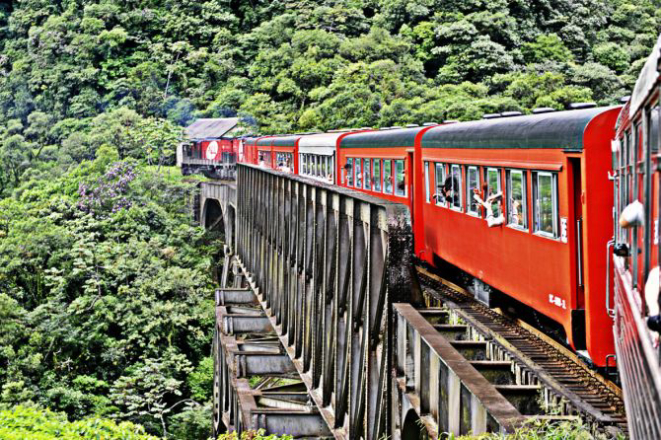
[346, 158, 353, 186]
[507, 170, 528, 229]
[485, 168, 502, 217]
[328, 157, 334, 181]
[356, 158, 363, 188]
[395, 160, 406, 196]
[435, 163, 446, 206]
[374, 159, 382, 192]
[450, 164, 462, 209]
[533, 172, 558, 238]
[466, 166, 480, 215]
[364, 159, 371, 190]
[424, 162, 431, 203]
[384, 160, 393, 194]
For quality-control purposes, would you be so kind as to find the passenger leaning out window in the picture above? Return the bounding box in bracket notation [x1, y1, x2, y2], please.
[473, 184, 504, 227]
[440, 176, 459, 206]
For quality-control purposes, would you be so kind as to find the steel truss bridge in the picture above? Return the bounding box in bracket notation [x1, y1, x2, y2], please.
[199, 164, 624, 439]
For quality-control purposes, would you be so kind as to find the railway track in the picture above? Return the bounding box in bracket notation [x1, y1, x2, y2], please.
[415, 266, 628, 437]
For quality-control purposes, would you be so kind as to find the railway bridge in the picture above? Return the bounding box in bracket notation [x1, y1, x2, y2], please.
[200, 164, 626, 439]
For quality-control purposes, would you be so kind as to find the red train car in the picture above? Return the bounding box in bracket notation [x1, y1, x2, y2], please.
[251, 135, 301, 173]
[242, 136, 273, 166]
[611, 35, 661, 437]
[418, 108, 620, 366]
[337, 127, 430, 211]
[271, 136, 300, 174]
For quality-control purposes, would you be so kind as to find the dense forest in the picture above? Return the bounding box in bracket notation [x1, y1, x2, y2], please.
[0, 0, 660, 438]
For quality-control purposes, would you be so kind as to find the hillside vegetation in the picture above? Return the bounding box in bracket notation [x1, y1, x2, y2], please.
[0, 0, 659, 438]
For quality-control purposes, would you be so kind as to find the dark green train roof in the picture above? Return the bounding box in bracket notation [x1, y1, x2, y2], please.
[421, 107, 616, 150]
[256, 135, 301, 147]
[340, 127, 429, 148]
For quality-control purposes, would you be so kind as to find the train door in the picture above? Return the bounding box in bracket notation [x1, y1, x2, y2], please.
[569, 157, 586, 349]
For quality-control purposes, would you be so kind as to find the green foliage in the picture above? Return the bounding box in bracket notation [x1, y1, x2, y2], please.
[0, 156, 217, 437]
[0, 405, 159, 439]
[218, 430, 293, 440]
[522, 34, 574, 64]
[456, 417, 624, 439]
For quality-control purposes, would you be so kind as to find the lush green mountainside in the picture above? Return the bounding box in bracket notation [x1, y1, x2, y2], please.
[0, 1, 659, 438]
[0, 0, 659, 140]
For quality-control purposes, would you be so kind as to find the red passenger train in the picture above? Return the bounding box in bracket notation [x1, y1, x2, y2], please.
[181, 109, 621, 367]
[330, 110, 620, 367]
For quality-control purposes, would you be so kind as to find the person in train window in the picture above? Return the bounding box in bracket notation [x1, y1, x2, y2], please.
[511, 200, 522, 226]
[473, 184, 504, 227]
[441, 176, 459, 206]
[344, 159, 353, 186]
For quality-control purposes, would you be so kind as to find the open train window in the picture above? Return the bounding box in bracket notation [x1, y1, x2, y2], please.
[485, 168, 502, 217]
[374, 159, 382, 192]
[424, 162, 431, 203]
[346, 158, 353, 186]
[356, 158, 362, 188]
[364, 158, 371, 190]
[450, 164, 462, 210]
[507, 169, 528, 229]
[384, 160, 393, 194]
[435, 163, 446, 206]
[466, 166, 480, 215]
[395, 159, 406, 196]
[533, 171, 558, 238]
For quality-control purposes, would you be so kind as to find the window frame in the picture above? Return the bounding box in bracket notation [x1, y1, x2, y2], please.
[450, 163, 462, 211]
[434, 163, 446, 207]
[364, 158, 371, 190]
[346, 157, 353, 186]
[424, 161, 431, 203]
[533, 171, 559, 239]
[394, 159, 406, 197]
[485, 167, 503, 218]
[466, 165, 480, 216]
[374, 159, 382, 192]
[384, 160, 393, 195]
[355, 158, 362, 188]
[506, 169, 528, 230]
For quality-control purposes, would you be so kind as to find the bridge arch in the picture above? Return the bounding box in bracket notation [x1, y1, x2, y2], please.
[202, 198, 225, 232]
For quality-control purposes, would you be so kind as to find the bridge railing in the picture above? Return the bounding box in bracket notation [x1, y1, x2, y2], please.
[234, 163, 413, 439]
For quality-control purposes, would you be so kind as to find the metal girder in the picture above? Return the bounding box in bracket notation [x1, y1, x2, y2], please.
[393, 303, 524, 437]
[232, 164, 414, 439]
[214, 293, 332, 438]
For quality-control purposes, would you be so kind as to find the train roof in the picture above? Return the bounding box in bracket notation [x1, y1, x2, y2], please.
[255, 135, 302, 147]
[271, 135, 303, 147]
[340, 126, 430, 149]
[299, 132, 353, 155]
[421, 107, 617, 151]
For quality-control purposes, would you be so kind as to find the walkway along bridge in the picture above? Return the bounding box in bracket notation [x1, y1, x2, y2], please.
[199, 164, 626, 439]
